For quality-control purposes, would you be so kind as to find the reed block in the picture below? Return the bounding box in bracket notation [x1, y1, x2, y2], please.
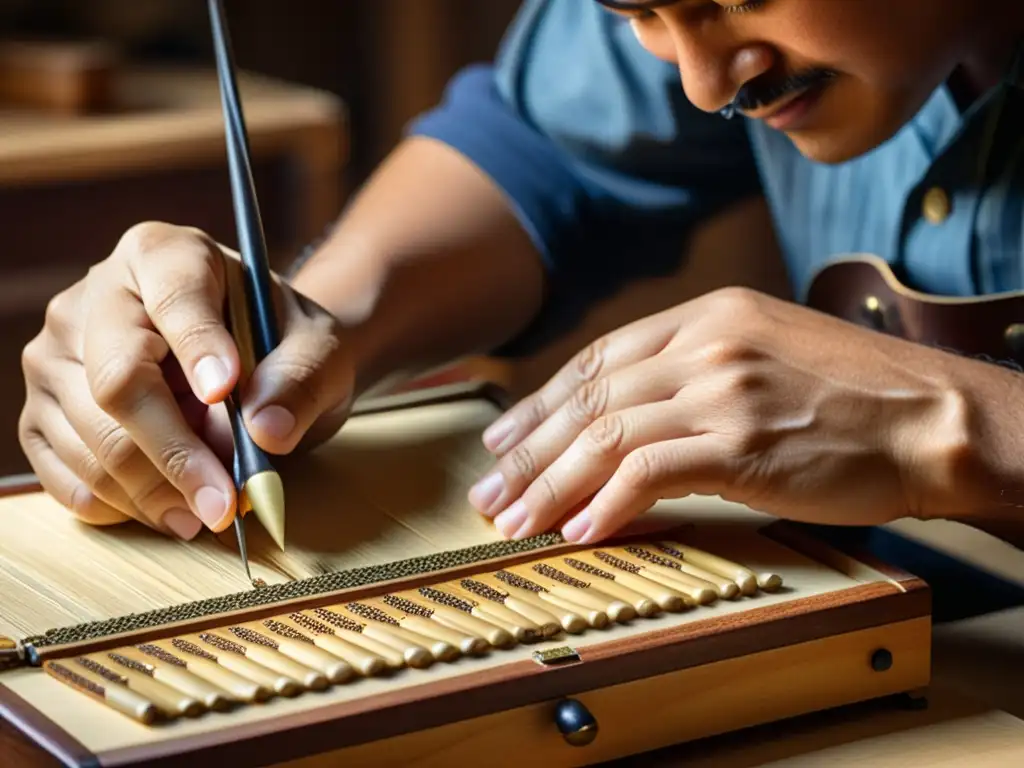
[0, 382, 933, 766]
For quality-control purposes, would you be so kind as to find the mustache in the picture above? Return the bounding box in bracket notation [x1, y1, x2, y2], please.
[723, 68, 837, 116]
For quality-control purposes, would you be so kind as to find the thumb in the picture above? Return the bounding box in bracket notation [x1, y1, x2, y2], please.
[240, 306, 354, 455]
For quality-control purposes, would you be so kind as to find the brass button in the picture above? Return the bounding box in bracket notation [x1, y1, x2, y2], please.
[922, 187, 951, 224]
[1005, 323, 1024, 358]
[861, 295, 887, 331]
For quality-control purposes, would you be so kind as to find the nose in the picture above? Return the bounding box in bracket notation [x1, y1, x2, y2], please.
[634, 19, 776, 114]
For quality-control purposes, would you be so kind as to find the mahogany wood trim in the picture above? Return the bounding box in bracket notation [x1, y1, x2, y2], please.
[0, 684, 97, 768]
[2, 579, 928, 768]
[0, 474, 43, 499]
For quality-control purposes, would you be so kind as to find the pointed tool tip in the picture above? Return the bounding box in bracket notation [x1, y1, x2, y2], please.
[245, 470, 285, 550]
[232, 514, 252, 582]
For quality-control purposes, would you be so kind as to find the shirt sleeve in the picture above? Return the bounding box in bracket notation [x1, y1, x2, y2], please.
[407, 0, 762, 356]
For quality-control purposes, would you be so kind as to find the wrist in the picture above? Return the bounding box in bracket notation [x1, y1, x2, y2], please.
[903, 354, 1024, 525]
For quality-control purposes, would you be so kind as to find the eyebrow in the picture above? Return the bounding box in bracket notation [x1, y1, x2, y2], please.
[595, 0, 680, 10]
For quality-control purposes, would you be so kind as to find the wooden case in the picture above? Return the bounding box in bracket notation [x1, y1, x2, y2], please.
[0, 383, 932, 767]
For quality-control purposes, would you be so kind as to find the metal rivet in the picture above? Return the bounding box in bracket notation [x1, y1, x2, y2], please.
[922, 187, 951, 224]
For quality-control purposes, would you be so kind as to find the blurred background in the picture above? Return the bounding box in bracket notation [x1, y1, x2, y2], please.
[0, 0, 520, 475]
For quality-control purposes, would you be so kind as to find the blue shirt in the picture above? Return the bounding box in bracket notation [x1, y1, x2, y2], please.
[409, 0, 1024, 355]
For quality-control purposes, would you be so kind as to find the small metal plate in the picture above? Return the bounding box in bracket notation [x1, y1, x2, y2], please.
[532, 646, 582, 666]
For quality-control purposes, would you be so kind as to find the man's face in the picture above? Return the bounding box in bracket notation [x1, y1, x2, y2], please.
[598, 0, 984, 164]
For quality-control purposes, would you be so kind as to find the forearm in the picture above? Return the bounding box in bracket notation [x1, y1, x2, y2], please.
[290, 136, 546, 393]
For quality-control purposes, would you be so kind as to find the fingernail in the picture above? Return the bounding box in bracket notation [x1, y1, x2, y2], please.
[194, 356, 230, 401]
[561, 509, 593, 543]
[251, 405, 296, 442]
[494, 500, 528, 539]
[194, 486, 230, 530]
[482, 418, 515, 453]
[468, 472, 505, 516]
[162, 507, 203, 540]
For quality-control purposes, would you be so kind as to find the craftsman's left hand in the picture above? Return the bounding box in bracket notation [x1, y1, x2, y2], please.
[467, 287, 978, 543]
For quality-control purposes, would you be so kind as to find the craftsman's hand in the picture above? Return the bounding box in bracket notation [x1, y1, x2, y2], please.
[19, 222, 355, 539]
[468, 287, 982, 543]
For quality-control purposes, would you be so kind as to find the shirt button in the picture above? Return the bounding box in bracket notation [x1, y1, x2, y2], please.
[922, 187, 952, 224]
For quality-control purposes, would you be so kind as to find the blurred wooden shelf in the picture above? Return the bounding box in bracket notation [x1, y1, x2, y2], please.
[0, 65, 347, 249]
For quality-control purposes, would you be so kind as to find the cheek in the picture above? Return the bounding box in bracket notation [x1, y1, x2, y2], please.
[628, 19, 676, 63]
[778, 1, 963, 92]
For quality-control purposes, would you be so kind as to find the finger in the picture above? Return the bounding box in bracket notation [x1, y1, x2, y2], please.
[47, 359, 209, 538]
[482, 316, 679, 454]
[240, 289, 352, 454]
[82, 284, 236, 533]
[32, 394, 138, 515]
[117, 223, 241, 405]
[19, 407, 131, 527]
[560, 434, 733, 544]
[469, 358, 681, 518]
[492, 401, 690, 540]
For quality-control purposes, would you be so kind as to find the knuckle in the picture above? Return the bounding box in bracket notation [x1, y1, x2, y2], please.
[698, 336, 763, 368]
[20, 338, 48, 383]
[89, 354, 142, 415]
[567, 379, 609, 424]
[43, 289, 76, 331]
[160, 442, 194, 485]
[573, 338, 607, 383]
[275, 354, 326, 410]
[116, 221, 180, 258]
[721, 366, 769, 396]
[70, 490, 119, 525]
[535, 473, 559, 507]
[94, 423, 141, 473]
[582, 414, 626, 457]
[506, 444, 538, 482]
[17, 408, 41, 453]
[150, 284, 223, 346]
[79, 451, 123, 501]
[526, 396, 549, 430]
[619, 448, 661, 490]
[129, 476, 175, 514]
[708, 286, 762, 317]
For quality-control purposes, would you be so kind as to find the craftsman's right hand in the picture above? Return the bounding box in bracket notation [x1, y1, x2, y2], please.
[19, 221, 356, 539]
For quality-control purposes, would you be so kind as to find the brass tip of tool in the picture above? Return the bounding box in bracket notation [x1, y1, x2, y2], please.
[245, 470, 285, 550]
[238, 488, 253, 516]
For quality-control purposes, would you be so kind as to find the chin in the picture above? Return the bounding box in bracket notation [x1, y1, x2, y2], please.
[784, 130, 882, 164]
[787, 113, 919, 165]
[774, 81, 924, 165]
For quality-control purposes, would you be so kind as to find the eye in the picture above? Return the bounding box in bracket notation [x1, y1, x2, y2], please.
[721, 0, 767, 12]
[611, 7, 657, 21]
